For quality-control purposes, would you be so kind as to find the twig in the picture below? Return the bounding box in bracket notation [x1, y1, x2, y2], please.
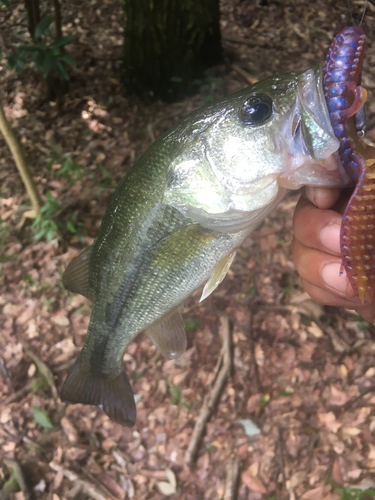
[255, 304, 296, 314]
[0, 357, 11, 381]
[185, 316, 232, 467]
[49, 463, 108, 500]
[224, 457, 241, 500]
[146, 123, 155, 142]
[247, 299, 261, 394]
[277, 428, 287, 498]
[222, 34, 280, 50]
[332, 383, 375, 413]
[23, 348, 58, 399]
[1, 459, 29, 500]
[3, 377, 43, 405]
[231, 65, 258, 85]
[68, 479, 107, 500]
[0, 98, 42, 215]
[82, 467, 120, 500]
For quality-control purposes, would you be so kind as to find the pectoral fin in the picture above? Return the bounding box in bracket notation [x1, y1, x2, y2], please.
[60, 356, 136, 427]
[62, 246, 92, 300]
[145, 309, 187, 360]
[200, 251, 236, 302]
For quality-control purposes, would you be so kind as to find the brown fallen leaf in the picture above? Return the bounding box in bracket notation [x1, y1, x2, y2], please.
[301, 485, 325, 500]
[331, 456, 344, 485]
[241, 470, 266, 494]
[318, 412, 341, 433]
[329, 385, 349, 407]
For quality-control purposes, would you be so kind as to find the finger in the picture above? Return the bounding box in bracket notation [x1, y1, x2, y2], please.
[303, 186, 342, 209]
[292, 238, 359, 302]
[301, 278, 375, 324]
[300, 278, 362, 308]
[293, 197, 342, 256]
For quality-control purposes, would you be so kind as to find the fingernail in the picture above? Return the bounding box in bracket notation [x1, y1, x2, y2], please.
[322, 262, 358, 300]
[320, 223, 341, 254]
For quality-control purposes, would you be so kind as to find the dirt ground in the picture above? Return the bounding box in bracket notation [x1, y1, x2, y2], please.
[1, 1, 375, 499]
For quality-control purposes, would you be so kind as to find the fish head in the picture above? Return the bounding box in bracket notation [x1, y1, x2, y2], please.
[164, 65, 349, 232]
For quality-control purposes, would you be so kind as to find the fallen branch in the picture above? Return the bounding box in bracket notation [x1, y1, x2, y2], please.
[248, 298, 261, 394]
[277, 427, 287, 498]
[0, 98, 42, 217]
[224, 456, 241, 500]
[185, 315, 232, 467]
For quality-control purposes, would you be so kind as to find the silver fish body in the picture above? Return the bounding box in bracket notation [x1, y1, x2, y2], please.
[61, 65, 349, 425]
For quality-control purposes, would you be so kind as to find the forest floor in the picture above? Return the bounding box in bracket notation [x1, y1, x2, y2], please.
[1, 1, 375, 499]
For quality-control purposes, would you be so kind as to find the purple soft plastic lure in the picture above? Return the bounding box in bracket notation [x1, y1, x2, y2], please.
[323, 26, 375, 304]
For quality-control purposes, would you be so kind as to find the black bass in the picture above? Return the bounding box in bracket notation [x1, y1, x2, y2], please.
[61, 65, 351, 426]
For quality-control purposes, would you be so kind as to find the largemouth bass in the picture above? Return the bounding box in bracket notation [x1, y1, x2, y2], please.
[61, 58, 358, 426]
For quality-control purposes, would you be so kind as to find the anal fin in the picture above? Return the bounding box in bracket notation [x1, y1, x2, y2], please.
[62, 246, 92, 300]
[200, 250, 236, 302]
[145, 308, 187, 360]
[60, 357, 136, 426]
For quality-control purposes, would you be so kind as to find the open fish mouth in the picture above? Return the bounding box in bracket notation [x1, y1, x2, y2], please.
[322, 26, 375, 304]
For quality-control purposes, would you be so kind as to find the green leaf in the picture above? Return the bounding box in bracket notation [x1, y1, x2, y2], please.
[46, 191, 56, 202]
[47, 228, 56, 241]
[42, 52, 54, 78]
[58, 53, 76, 65]
[51, 35, 75, 48]
[34, 16, 53, 39]
[184, 319, 200, 332]
[55, 59, 69, 80]
[34, 227, 47, 240]
[32, 406, 54, 429]
[167, 381, 181, 405]
[67, 221, 77, 234]
[1, 0, 10, 8]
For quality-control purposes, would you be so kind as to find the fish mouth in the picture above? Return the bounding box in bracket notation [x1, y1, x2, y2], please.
[280, 25, 368, 191]
[278, 65, 350, 189]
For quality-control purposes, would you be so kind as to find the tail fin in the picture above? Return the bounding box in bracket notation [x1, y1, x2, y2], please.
[60, 359, 136, 426]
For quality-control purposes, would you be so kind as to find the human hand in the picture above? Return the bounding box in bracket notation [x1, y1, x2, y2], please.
[291, 186, 375, 324]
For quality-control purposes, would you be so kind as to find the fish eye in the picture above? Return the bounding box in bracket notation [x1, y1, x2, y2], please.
[240, 94, 273, 125]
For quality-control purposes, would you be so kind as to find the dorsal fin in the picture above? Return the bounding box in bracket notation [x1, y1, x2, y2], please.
[62, 246, 92, 300]
[145, 308, 187, 360]
[200, 250, 236, 302]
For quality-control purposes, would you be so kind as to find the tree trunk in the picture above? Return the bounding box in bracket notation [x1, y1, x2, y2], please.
[123, 0, 222, 102]
[24, 0, 40, 39]
[52, 0, 62, 40]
